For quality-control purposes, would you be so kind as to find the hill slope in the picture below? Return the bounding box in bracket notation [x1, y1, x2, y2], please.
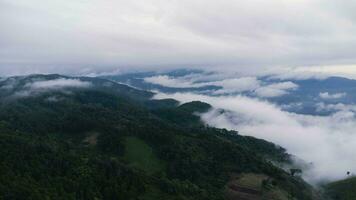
[324, 177, 356, 200]
[0, 74, 320, 200]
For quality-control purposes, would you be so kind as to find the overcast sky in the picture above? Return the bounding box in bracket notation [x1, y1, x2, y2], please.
[1, 0, 356, 76]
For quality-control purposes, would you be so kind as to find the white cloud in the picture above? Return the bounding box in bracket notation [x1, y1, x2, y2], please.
[316, 102, 356, 113]
[319, 92, 346, 99]
[144, 74, 261, 94]
[268, 65, 356, 80]
[13, 78, 92, 97]
[254, 82, 298, 98]
[26, 78, 92, 90]
[145, 74, 298, 97]
[153, 92, 356, 184]
[144, 75, 204, 88]
[254, 87, 288, 98]
[281, 102, 303, 111]
[0, 77, 18, 90]
[209, 77, 261, 94]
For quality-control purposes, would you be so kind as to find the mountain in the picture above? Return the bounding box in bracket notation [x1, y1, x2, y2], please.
[266, 76, 356, 115]
[102, 70, 221, 94]
[103, 70, 356, 116]
[324, 177, 356, 200]
[0, 74, 321, 199]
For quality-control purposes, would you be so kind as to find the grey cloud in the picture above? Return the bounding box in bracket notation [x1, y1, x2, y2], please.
[1, 0, 356, 75]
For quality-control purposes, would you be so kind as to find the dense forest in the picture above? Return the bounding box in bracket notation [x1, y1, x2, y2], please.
[0, 74, 324, 199]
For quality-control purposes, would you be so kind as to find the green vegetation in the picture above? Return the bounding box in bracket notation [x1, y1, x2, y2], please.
[0, 74, 320, 199]
[325, 177, 356, 200]
[124, 136, 165, 175]
[152, 101, 211, 127]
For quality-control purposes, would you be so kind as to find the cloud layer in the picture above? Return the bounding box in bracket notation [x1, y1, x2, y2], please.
[254, 82, 298, 98]
[319, 92, 346, 99]
[26, 78, 92, 90]
[6, 78, 92, 97]
[154, 92, 356, 184]
[144, 73, 298, 97]
[1, 0, 356, 75]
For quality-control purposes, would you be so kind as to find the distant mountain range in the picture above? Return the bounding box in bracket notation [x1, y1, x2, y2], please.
[102, 69, 356, 116]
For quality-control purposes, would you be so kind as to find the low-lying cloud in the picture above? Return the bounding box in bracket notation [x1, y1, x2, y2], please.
[26, 78, 92, 90]
[154, 92, 356, 184]
[254, 81, 298, 98]
[12, 78, 92, 97]
[144, 75, 206, 88]
[268, 65, 356, 81]
[209, 77, 260, 94]
[144, 74, 298, 97]
[316, 102, 356, 113]
[319, 92, 346, 99]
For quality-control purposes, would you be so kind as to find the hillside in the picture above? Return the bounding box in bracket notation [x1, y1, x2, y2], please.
[0, 74, 320, 200]
[324, 177, 356, 200]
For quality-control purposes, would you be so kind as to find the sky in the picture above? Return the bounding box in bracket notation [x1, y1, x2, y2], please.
[1, 0, 356, 76]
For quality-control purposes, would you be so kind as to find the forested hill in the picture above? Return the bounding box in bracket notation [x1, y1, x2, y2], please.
[0, 74, 320, 200]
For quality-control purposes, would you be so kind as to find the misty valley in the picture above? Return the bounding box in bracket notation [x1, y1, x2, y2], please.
[0, 71, 354, 200]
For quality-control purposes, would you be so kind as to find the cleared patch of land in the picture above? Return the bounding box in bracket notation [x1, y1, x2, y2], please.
[226, 173, 291, 200]
[124, 136, 165, 175]
[83, 132, 100, 145]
